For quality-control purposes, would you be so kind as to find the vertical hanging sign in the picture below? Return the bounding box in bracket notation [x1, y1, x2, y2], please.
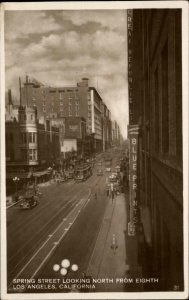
[127, 9, 133, 124]
[128, 125, 140, 236]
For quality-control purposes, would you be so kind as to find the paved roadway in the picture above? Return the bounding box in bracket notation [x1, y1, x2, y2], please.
[7, 152, 119, 293]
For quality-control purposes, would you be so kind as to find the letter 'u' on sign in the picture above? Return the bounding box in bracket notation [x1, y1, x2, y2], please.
[132, 138, 136, 144]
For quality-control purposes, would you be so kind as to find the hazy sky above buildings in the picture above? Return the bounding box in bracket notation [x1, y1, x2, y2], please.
[5, 10, 128, 138]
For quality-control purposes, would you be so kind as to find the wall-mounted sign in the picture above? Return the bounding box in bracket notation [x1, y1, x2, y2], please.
[128, 124, 140, 236]
[127, 9, 133, 124]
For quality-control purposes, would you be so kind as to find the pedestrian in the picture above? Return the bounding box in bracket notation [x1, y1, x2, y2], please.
[111, 190, 114, 203]
[106, 188, 109, 197]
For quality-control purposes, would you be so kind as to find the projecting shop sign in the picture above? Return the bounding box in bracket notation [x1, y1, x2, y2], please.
[128, 125, 139, 236]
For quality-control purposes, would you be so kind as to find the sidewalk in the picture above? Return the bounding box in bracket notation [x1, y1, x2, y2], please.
[86, 192, 143, 292]
[87, 193, 127, 292]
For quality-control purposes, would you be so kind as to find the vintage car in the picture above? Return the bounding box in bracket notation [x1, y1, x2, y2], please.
[20, 194, 38, 210]
[67, 170, 75, 179]
[56, 173, 68, 183]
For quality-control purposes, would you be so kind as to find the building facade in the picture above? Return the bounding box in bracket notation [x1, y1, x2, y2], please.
[127, 9, 183, 291]
[21, 77, 112, 153]
[6, 102, 60, 191]
[112, 120, 121, 147]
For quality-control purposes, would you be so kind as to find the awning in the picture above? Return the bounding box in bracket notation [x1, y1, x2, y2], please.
[33, 170, 50, 177]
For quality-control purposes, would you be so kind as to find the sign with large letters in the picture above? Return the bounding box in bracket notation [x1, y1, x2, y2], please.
[127, 9, 133, 124]
[128, 125, 140, 236]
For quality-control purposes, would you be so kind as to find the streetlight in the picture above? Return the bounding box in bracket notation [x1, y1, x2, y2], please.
[13, 176, 20, 201]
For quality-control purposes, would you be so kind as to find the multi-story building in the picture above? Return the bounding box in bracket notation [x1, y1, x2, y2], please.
[101, 103, 112, 150]
[112, 120, 121, 147]
[6, 99, 60, 191]
[21, 77, 112, 153]
[127, 9, 183, 291]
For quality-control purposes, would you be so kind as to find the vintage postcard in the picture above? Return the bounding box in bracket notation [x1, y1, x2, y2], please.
[0, 1, 188, 299]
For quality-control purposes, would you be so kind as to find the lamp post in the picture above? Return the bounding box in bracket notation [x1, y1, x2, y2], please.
[13, 176, 20, 201]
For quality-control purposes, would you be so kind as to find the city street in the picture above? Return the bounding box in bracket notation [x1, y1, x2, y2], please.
[7, 152, 121, 293]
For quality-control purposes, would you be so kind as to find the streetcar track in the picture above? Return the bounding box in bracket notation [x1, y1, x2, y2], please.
[7, 184, 79, 237]
[9, 190, 87, 284]
[7, 187, 86, 266]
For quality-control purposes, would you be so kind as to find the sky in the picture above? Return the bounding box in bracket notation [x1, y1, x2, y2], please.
[5, 10, 128, 138]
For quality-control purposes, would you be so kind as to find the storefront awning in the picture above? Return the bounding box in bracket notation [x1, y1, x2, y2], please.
[32, 170, 50, 177]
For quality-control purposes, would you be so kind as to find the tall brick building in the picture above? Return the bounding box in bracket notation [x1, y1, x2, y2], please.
[21, 77, 112, 152]
[127, 9, 183, 291]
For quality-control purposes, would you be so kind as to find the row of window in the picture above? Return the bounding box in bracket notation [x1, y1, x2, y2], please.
[21, 132, 37, 144]
[42, 102, 79, 108]
[20, 114, 35, 122]
[32, 90, 91, 101]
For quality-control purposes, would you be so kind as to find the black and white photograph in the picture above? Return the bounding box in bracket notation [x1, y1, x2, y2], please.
[0, 1, 188, 299]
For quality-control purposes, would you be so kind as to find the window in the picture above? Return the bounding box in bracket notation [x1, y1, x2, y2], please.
[43, 107, 46, 112]
[33, 133, 37, 143]
[29, 132, 32, 143]
[69, 111, 72, 117]
[29, 149, 37, 161]
[59, 92, 64, 100]
[28, 132, 37, 143]
[76, 111, 79, 117]
[29, 149, 33, 160]
[60, 107, 63, 112]
[60, 101, 63, 106]
[31, 114, 33, 120]
[161, 40, 169, 153]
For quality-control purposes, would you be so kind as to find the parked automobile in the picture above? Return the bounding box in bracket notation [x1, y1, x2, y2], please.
[56, 173, 68, 183]
[67, 170, 75, 179]
[20, 195, 38, 210]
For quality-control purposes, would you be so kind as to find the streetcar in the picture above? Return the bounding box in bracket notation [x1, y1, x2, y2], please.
[74, 164, 92, 182]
